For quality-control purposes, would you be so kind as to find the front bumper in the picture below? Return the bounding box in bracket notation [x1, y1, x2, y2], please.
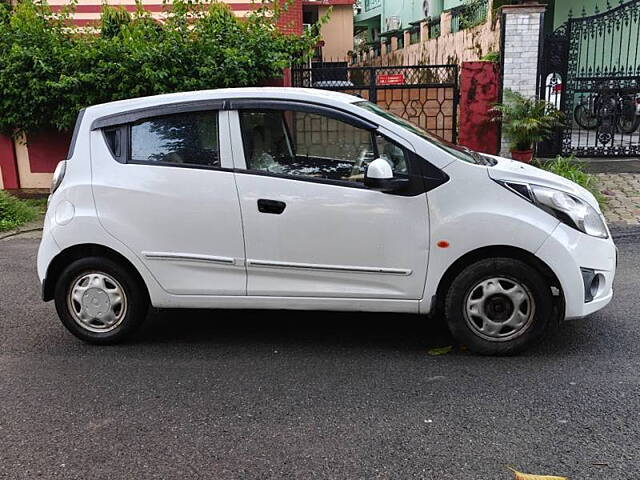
[536, 223, 616, 320]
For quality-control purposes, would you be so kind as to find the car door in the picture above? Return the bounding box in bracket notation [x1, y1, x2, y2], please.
[90, 107, 247, 296]
[228, 101, 430, 300]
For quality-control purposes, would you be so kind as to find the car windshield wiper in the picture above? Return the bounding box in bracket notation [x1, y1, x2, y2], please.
[458, 146, 486, 165]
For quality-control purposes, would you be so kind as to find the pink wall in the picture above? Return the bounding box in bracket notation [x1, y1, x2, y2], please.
[458, 61, 500, 155]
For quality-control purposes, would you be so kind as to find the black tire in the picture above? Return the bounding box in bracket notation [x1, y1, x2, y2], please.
[54, 256, 149, 344]
[444, 258, 553, 356]
[574, 103, 599, 130]
[618, 115, 640, 134]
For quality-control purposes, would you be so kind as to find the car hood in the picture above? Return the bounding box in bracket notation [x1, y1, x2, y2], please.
[484, 154, 601, 211]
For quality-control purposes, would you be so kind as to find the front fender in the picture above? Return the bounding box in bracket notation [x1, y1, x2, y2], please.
[420, 161, 560, 313]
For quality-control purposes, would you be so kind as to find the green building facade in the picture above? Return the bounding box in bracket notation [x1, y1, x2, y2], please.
[354, 0, 465, 43]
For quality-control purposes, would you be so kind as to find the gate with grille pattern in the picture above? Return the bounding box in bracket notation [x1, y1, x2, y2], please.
[291, 63, 459, 142]
[540, 0, 640, 157]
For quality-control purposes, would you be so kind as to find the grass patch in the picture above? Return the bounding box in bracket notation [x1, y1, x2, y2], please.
[22, 197, 49, 216]
[534, 155, 605, 208]
[0, 191, 44, 232]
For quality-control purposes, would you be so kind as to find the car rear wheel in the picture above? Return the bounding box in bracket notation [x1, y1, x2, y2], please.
[444, 258, 553, 355]
[54, 256, 148, 344]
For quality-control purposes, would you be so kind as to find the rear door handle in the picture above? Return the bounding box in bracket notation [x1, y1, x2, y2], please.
[257, 199, 286, 214]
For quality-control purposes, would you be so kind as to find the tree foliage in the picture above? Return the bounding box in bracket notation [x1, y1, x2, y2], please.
[0, 0, 322, 135]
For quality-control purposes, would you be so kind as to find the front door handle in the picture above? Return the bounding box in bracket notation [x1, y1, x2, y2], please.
[257, 199, 286, 214]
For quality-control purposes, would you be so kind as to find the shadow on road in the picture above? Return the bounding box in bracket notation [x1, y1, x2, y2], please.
[135, 309, 456, 353]
[121, 306, 608, 358]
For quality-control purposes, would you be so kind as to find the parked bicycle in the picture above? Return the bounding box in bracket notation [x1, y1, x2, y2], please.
[574, 90, 640, 134]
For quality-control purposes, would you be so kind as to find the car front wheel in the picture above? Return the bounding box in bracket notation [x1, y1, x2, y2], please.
[54, 256, 149, 344]
[444, 258, 553, 355]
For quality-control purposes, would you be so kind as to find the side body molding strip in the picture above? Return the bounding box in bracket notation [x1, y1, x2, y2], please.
[247, 259, 412, 276]
[142, 251, 237, 265]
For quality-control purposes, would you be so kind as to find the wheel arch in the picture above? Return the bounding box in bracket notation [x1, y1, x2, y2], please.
[432, 245, 564, 318]
[42, 243, 150, 302]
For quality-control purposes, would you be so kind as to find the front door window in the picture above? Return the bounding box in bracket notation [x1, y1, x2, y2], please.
[238, 109, 408, 184]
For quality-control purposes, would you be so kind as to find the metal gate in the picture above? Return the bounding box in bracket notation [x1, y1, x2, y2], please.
[540, 0, 640, 157]
[292, 63, 459, 143]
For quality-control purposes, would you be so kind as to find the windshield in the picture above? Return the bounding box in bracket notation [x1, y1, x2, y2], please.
[354, 101, 495, 166]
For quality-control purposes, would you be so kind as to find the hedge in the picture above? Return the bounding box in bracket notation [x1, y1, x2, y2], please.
[0, 0, 322, 136]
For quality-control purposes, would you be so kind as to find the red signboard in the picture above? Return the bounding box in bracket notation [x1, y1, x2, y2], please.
[377, 73, 405, 86]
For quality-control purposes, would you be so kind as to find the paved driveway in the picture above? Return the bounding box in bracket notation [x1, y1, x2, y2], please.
[1, 235, 639, 479]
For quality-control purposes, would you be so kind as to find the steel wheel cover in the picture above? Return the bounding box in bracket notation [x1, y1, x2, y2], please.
[67, 271, 128, 333]
[463, 276, 536, 342]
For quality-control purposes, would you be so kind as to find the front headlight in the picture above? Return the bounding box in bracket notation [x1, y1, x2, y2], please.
[498, 181, 608, 239]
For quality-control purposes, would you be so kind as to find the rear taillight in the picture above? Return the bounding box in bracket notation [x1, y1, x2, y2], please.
[50, 160, 67, 194]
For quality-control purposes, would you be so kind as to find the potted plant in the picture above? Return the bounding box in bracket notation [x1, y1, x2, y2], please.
[492, 89, 563, 163]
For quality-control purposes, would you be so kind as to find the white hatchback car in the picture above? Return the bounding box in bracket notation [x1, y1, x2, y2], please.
[38, 87, 616, 354]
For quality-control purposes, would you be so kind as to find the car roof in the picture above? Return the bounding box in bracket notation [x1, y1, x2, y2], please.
[86, 87, 363, 117]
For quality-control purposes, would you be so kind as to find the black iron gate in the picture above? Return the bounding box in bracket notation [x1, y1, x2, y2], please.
[292, 63, 459, 143]
[540, 0, 640, 157]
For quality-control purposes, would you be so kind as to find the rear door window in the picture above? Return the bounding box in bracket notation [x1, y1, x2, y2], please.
[129, 111, 220, 167]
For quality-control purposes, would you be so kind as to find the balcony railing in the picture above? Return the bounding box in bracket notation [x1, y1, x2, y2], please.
[450, 0, 488, 33]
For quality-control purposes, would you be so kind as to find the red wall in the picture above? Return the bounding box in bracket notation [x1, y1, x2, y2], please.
[276, 0, 303, 35]
[0, 134, 19, 189]
[259, 68, 292, 87]
[26, 131, 72, 173]
[458, 61, 500, 155]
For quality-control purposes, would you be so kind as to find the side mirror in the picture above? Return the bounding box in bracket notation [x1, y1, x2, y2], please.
[364, 158, 408, 193]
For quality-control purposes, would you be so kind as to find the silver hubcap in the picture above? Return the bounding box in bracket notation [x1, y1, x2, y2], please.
[67, 272, 127, 333]
[464, 277, 535, 342]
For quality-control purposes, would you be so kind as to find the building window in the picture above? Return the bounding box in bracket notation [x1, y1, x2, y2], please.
[428, 17, 441, 39]
[364, 0, 381, 11]
[409, 27, 420, 44]
[396, 34, 404, 50]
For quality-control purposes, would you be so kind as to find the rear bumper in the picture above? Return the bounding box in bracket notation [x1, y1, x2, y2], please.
[536, 223, 616, 320]
[37, 227, 61, 301]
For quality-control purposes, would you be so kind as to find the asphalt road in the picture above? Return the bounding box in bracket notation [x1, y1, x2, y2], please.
[1, 234, 640, 480]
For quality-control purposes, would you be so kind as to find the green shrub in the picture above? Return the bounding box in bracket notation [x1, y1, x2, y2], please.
[491, 89, 564, 151]
[480, 51, 499, 62]
[0, 191, 38, 232]
[535, 155, 605, 208]
[0, 0, 323, 136]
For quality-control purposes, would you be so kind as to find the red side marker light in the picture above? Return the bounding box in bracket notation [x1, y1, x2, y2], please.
[437, 241, 450, 248]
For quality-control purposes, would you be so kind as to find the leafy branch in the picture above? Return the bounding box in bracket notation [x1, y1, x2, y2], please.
[0, 0, 323, 136]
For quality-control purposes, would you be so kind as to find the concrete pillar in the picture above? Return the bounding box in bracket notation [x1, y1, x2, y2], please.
[499, 3, 546, 155]
[440, 11, 452, 36]
[419, 20, 427, 43]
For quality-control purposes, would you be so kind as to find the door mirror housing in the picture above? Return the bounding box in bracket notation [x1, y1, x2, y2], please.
[364, 158, 408, 193]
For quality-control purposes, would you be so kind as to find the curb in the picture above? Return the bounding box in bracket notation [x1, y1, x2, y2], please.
[0, 227, 44, 240]
[0, 219, 45, 240]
